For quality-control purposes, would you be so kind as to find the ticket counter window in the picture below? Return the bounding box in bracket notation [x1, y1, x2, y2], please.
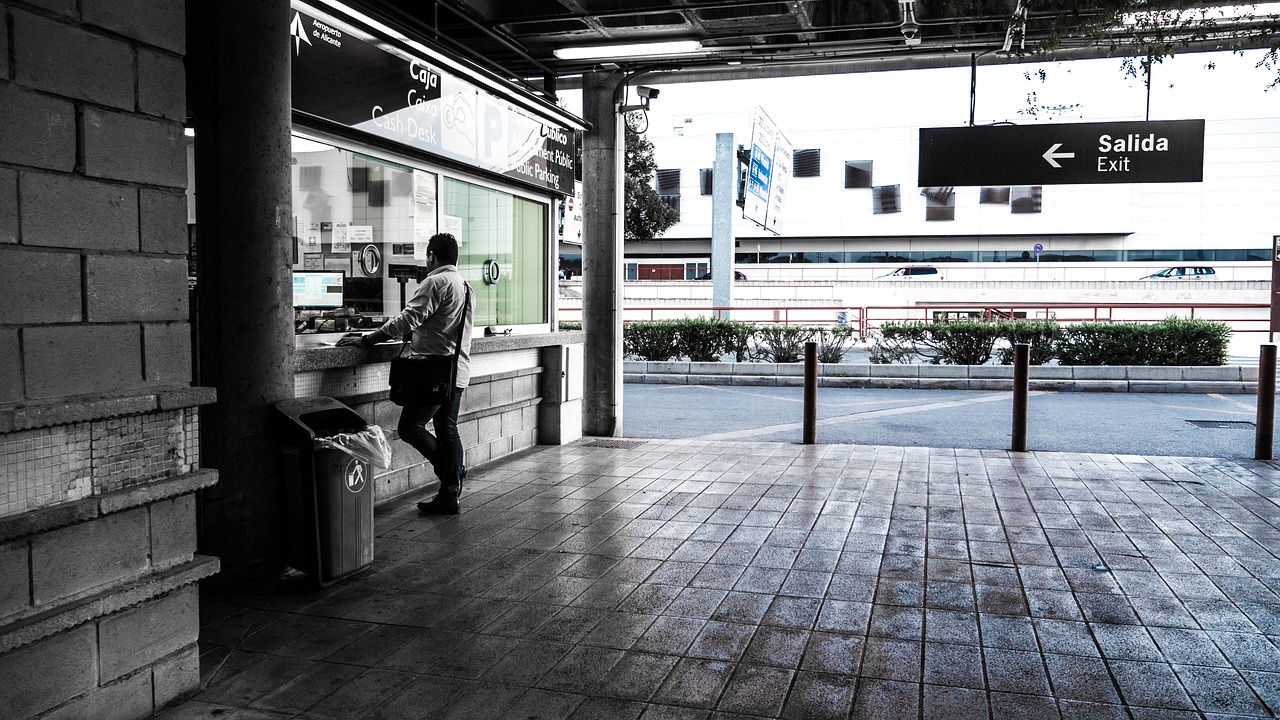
[291, 135, 550, 333]
[442, 177, 548, 327]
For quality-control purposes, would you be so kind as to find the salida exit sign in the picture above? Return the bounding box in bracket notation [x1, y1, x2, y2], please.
[918, 120, 1205, 186]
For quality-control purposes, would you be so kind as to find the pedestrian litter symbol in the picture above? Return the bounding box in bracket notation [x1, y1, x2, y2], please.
[345, 460, 366, 493]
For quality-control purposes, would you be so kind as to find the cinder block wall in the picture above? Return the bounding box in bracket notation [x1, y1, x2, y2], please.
[0, 2, 218, 718]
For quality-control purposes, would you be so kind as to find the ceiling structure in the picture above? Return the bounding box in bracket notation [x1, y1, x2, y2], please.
[346, 0, 1277, 99]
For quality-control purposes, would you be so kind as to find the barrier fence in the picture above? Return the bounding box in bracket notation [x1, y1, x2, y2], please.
[557, 301, 1272, 337]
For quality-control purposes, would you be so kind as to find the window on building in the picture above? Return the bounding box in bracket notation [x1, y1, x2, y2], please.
[792, 149, 821, 177]
[922, 186, 955, 221]
[1011, 186, 1042, 214]
[656, 168, 681, 195]
[699, 168, 713, 196]
[844, 160, 873, 188]
[442, 176, 548, 327]
[979, 186, 1010, 204]
[873, 185, 900, 214]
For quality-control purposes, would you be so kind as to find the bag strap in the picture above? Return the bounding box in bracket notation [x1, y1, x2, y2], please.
[447, 283, 472, 390]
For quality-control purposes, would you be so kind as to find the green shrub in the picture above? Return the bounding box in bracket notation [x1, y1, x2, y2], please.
[723, 321, 761, 362]
[558, 321, 582, 331]
[672, 317, 737, 362]
[1148, 317, 1230, 365]
[817, 325, 858, 363]
[996, 319, 1063, 365]
[918, 319, 1001, 365]
[1058, 317, 1229, 366]
[757, 325, 819, 363]
[624, 320, 681, 361]
[868, 321, 927, 364]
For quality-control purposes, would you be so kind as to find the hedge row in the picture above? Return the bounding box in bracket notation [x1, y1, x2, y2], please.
[873, 317, 1231, 366]
[581, 318, 858, 363]
[560, 317, 1232, 366]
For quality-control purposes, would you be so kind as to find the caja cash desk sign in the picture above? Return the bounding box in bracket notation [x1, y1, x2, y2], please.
[289, 10, 576, 195]
[918, 120, 1205, 186]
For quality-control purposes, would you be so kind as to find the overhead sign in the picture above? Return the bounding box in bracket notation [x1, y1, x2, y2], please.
[1271, 235, 1280, 333]
[290, 8, 576, 195]
[918, 120, 1205, 186]
[743, 106, 791, 234]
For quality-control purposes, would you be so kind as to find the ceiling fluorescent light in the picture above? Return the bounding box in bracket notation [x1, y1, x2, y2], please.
[554, 40, 703, 60]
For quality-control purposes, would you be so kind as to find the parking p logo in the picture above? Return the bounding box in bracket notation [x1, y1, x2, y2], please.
[345, 460, 366, 494]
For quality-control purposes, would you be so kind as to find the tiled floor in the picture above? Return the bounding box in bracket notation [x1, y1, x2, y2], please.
[161, 439, 1280, 719]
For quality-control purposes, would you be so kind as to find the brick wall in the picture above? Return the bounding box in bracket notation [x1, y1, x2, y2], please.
[0, 2, 215, 719]
[0, 0, 189, 405]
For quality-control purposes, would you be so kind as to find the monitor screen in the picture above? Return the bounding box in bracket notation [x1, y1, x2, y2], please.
[292, 270, 345, 309]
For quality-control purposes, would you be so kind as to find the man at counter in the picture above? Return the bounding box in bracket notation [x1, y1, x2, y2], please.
[338, 233, 474, 515]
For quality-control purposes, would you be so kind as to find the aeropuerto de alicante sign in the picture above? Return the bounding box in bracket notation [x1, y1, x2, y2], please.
[918, 120, 1205, 187]
[290, 9, 576, 195]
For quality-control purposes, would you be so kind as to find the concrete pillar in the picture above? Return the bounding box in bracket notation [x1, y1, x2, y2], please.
[581, 73, 625, 437]
[711, 133, 736, 318]
[188, 0, 295, 578]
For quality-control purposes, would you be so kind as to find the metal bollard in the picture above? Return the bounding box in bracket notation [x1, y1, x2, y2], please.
[803, 341, 817, 444]
[1011, 343, 1030, 452]
[1257, 344, 1277, 460]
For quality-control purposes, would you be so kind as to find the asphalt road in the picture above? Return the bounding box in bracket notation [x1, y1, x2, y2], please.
[622, 384, 1274, 458]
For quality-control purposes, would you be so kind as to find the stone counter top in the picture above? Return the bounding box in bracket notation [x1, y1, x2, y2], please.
[294, 331, 585, 372]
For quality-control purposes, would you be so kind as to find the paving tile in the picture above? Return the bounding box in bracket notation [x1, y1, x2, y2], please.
[687, 620, 755, 661]
[482, 639, 575, 686]
[1090, 622, 1162, 661]
[568, 696, 647, 720]
[581, 612, 657, 649]
[598, 652, 680, 702]
[364, 674, 465, 720]
[763, 596, 823, 629]
[1107, 659, 1196, 711]
[781, 671, 855, 720]
[1209, 631, 1280, 672]
[538, 645, 626, 695]
[979, 614, 1038, 651]
[667, 588, 730, 619]
[801, 631, 863, 675]
[744, 626, 810, 669]
[861, 637, 922, 683]
[989, 690, 1061, 720]
[652, 658, 734, 709]
[922, 641, 984, 689]
[301, 668, 415, 720]
[984, 648, 1052, 695]
[633, 616, 707, 655]
[868, 604, 923, 641]
[642, 704, 712, 720]
[851, 678, 919, 720]
[711, 592, 773, 625]
[1043, 652, 1120, 704]
[1173, 663, 1272, 716]
[716, 664, 794, 716]
[922, 684, 988, 720]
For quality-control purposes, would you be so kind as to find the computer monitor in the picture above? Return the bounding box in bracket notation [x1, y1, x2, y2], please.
[292, 270, 345, 310]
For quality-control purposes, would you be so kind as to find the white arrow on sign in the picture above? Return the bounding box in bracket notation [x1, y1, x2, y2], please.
[1042, 143, 1075, 168]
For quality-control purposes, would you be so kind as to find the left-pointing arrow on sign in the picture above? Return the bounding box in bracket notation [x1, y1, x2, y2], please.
[1042, 143, 1075, 168]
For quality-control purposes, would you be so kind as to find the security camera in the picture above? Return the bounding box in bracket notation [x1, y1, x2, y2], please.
[637, 86, 659, 100]
[901, 21, 921, 45]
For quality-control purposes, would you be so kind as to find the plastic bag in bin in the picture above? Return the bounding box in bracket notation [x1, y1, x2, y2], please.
[314, 425, 392, 469]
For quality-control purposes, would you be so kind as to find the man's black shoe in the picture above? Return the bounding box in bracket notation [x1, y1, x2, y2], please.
[417, 497, 460, 515]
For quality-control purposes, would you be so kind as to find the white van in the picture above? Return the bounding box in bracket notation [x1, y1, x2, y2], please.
[1142, 266, 1216, 280]
[879, 265, 943, 279]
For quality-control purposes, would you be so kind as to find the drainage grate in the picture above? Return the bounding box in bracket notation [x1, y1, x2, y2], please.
[582, 439, 646, 450]
[1185, 420, 1255, 429]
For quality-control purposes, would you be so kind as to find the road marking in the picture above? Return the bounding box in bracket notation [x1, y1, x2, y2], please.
[694, 390, 1041, 441]
[1207, 393, 1259, 414]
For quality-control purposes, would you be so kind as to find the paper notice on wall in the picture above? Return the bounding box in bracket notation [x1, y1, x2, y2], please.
[349, 226, 373, 244]
[304, 222, 321, 250]
[302, 253, 323, 269]
[413, 171, 438, 260]
[443, 215, 463, 246]
[331, 221, 351, 252]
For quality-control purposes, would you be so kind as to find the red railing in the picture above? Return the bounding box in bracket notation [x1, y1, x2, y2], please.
[557, 301, 1272, 337]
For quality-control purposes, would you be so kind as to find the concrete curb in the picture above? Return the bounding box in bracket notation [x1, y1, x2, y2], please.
[623, 361, 1260, 394]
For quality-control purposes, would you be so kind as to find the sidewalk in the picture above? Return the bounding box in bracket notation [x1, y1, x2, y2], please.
[161, 438, 1280, 719]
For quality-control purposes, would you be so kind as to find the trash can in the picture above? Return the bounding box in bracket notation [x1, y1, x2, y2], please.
[275, 397, 382, 586]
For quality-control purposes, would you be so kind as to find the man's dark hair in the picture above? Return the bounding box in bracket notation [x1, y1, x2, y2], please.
[428, 233, 459, 265]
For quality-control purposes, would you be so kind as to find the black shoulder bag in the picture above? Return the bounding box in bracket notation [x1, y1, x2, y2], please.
[388, 284, 471, 407]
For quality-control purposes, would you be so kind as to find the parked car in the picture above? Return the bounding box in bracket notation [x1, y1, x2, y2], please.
[1142, 266, 1216, 280]
[698, 271, 748, 280]
[878, 265, 942, 279]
